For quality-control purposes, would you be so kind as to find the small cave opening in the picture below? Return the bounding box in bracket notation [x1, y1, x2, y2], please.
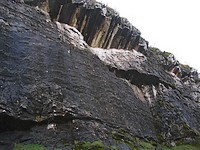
[108, 66, 160, 86]
[0, 114, 36, 132]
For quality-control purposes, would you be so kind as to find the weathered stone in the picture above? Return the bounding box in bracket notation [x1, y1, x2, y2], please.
[0, 0, 200, 149]
[91, 47, 200, 142]
[24, 0, 148, 53]
[0, 1, 156, 149]
[14, 0, 24, 3]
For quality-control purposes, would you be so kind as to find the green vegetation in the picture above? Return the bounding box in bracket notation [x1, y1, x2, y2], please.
[180, 64, 192, 70]
[110, 146, 120, 150]
[149, 47, 160, 53]
[14, 140, 200, 150]
[14, 144, 47, 150]
[14, 133, 200, 150]
[140, 141, 156, 150]
[149, 47, 174, 58]
[163, 144, 199, 150]
[163, 51, 172, 57]
[111, 129, 136, 149]
[111, 128, 200, 150]
[74, 140, 105, 150]
[62, 138, 69, 147]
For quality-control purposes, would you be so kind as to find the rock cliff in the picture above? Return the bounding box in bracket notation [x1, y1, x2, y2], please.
[0, 0, 200, 149]
[25, 0, 148, 51]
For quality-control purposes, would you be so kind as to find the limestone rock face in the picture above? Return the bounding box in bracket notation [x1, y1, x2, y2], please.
[0, 0, 200, 149]
[24, 0, 148, 52]
[91, 47, 200, 143]
[0, 1, 155, 149]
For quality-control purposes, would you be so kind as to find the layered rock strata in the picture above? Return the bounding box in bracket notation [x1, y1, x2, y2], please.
[24, 0, 148, 52]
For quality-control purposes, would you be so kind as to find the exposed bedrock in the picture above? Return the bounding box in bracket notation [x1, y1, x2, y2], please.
[1, 0, 200, 149]
[0, 1, 155, 149]
[91, 47, 200, 143]
[24, 0, 148, 52]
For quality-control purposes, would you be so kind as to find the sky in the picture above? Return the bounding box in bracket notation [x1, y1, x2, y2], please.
[97, 0, 200, 72]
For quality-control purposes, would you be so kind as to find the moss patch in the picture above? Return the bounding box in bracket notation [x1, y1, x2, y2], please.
[14, 144, 47, 150]
[140, 141, 156, 150]
[180, 64, 191, 69]
[111, 128, 156, 150]
[162, 51, 172, 57]
[74, 140, 106, 150]
[111, 128, 200, 150]
[163, 145, 200, 150]
[149, 47, 160, 53]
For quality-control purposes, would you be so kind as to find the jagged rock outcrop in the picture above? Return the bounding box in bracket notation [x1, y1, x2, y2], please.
[0, 0, 200, 150]
[24, 0, 148, 53]
[91, 47, 200, 141]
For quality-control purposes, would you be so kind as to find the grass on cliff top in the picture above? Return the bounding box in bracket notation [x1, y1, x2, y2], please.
[149, 47, 173, 57]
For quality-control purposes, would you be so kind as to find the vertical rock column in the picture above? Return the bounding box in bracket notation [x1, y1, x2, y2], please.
[28, 0, 148, 52]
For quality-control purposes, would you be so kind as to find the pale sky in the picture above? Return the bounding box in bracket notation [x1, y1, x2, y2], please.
[97, 0, 200, 72]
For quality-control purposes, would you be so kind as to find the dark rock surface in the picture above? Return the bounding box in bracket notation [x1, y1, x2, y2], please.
[91, 47, 200, 143]
[24, 0, 148, 52]
[0, 0, 200, 149]
[0, 1, 155, 149]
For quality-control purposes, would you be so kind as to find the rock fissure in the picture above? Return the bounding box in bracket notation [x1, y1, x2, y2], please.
[108, 66, 172, 89]
[0, 112, 103, 132]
